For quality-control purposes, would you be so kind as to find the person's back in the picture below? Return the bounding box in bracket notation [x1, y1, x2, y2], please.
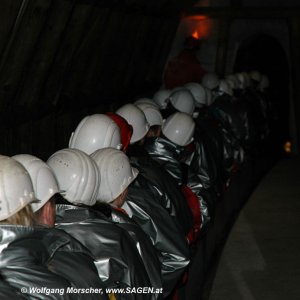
[0, 224, 72, 300]
[115, 104, 194, 239]
[55, 202, 153, 299]
[144, 112, 211, 229]
[164, 36, 206, 89]
[123, 184, 190, 297]
[194, 107, 235, 184]
[91, 147, 190, 298]
[0, 224, 106, 300]
[0, 279, 26, 299]
[92, 202, 163, 296]
[128, 145, 193, 237]
[48, 148, 154, 300]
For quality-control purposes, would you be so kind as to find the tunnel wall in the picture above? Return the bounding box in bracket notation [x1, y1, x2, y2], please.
[1, 1, 300, 158]
[0, 0, 186, 159]
[167, 14, 298, 153]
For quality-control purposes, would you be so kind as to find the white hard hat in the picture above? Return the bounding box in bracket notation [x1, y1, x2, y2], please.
[116, 104, 150, 144]
[235, 72, 250, 90]
[69, 114, 122, 155]
[169, 89, 195, 115]
[91, 148, 138, 203]
[226, 78, 235, 90]
[171, 86, 186, 93]
[47, 148, 99, 206]
[136, 103, 163, 126]
[184, 82, 207, 108]
[259, 74, 270, 91]
[13, 154, 60, 212]
[0, 155, 36, 221]
[202, 72, 220, 90]
[241, 72, 251, 87]
[134, 97, 159, 109]
[162, 112, 195, 146]
[205, 87, 213, 106]
[249, 70, 262, 83]
[153, 89, 172, 109]
[225, 74, 239, 89]
[219, 79, 233, 96]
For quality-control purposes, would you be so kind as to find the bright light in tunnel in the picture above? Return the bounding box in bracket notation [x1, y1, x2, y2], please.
[192, 31, 200, 39]
[181, 15, 212, 40]
[284, 141, 292, 153]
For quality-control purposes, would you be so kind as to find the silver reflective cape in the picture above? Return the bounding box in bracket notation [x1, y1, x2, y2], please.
[129, 155, 193, 237]
[0, 225, 106, 300]
[144, 137, 210, 228]
[110, 206, 163, 298]
[122, 185, 190, 297]
[56, 204, 156, 300]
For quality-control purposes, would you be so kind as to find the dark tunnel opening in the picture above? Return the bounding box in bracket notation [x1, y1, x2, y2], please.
[234, 34, 290, 157]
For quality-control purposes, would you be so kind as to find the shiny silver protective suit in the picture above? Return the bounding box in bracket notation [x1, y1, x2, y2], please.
[92, 203, 163, 299]
[194, 107, 235, 184]
[0, 225, 106, 300]
[122, 185, 190, 297]
[238, 88, 270, 147]
[210, 94, 247, 164]
[56, 204, 157, 300]
[0, 280, 26, 299]
[110, 208, 163, 296]
[129, 155, 193, 237]
[144, 136, 210, 228]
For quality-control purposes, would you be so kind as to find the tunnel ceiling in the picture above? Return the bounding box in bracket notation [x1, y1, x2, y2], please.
[0, 0, 298, 128]
[0, 0, 300, 157]
[194, 0, 300, 6]
[0, 0, 199, 127]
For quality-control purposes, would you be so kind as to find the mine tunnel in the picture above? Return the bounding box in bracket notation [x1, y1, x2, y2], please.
[0, 1, 299, 300]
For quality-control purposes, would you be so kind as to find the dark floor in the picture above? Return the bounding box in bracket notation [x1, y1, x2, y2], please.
[208, 156, 300, 300]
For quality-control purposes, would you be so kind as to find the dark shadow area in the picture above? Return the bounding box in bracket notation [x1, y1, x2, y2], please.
[206, 156, 300, 300]
[184, 34, 290, 300]
[234, 34, 290, 158]
[185, 153, 278, 300]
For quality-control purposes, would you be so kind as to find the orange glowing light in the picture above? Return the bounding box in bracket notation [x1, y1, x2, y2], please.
[192, 31, 199, 39]
[284, 141, 292, 153]
[182, 15, 208, 21]
[182, 15, 212, 40]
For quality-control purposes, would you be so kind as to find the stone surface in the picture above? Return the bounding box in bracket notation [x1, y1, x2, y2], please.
[209, 157, 300, 300]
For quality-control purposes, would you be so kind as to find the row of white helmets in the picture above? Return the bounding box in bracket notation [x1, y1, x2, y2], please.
[0, 147, 138, 221]
[52, 98, 197, 208]
[1, 108, 195, 221]
[69, 107, 194, 152]
[152, 70, 269, 113]
[65, 71, 271, 173]
[1, 69, 269, 221]
[223, 71, 269, 92]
